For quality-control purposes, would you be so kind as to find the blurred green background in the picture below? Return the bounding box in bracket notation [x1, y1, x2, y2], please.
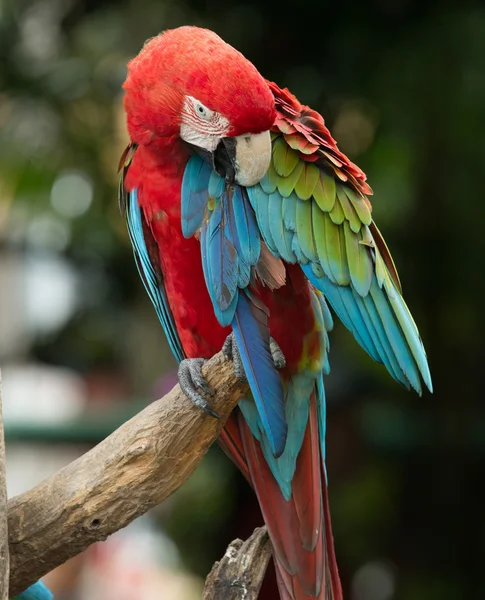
[0, 0, 483, 599]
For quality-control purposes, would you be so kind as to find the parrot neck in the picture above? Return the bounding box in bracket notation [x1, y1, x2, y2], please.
[125, 137, 229, 359]
[127, 138, 190, 222]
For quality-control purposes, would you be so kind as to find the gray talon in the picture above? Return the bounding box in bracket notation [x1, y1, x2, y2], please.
[178, 358, 219, 418]
[222, 332, 286, 380]
[222, 333, 246, 380]
[270, 338, 286, 370]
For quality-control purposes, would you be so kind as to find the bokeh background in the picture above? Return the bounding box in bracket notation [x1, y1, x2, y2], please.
[1, 0, 484, 598]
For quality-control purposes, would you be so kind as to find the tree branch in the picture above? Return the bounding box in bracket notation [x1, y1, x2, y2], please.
[0, 372, 9, 599]
[8, 352, 248, 596]
[203, 527, 272, 600]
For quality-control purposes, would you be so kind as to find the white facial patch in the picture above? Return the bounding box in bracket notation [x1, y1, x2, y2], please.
[234, 131, 272, 186]
[179, 95, 230, 151]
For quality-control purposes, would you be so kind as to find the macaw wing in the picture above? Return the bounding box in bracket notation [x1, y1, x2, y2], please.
[119, 145, 185, 364]
[181, 153, 287, 457]
[246, 81, 432, 394]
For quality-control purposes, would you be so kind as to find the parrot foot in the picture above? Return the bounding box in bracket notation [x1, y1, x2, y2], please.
[222, 333, 286, 381]
[178, 358, 219, 419]
[270, 337, 286, 370]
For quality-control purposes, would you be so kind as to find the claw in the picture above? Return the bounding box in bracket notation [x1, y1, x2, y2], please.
[222, 332, 286, 380]
[178, 358, 219, 418]
[222, 333, 246, 380]
[270, 337, 286, 370]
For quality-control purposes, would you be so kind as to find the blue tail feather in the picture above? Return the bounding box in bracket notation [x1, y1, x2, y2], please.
[232, 292, 287, 457]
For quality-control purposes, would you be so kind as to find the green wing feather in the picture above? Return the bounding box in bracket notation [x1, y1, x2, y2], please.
[246, 82, 432, 394]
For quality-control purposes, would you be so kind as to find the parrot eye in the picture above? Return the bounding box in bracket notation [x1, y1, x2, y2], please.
[193, 99, 212, 121]
[180, 95, 230, 152]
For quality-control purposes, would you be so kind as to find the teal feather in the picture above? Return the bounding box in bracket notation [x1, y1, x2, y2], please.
[337, 285, 380, 361]
[240, 373, 314, 501]
[318, 291, 334, 332]
[282, 192, 298, 232]
[310, 288, 332, 376]
[14, 581, 53, 600]
[208, 170, 225, 198]
[238, 396, 262, 441]
[311, 261, 324, 278]
[323, 332, 331, 375]
[369, 278, 422, 393]
[292, 234, 309, 265]
[269, 373, 313, 500]
[316, 373, 327, 465]
[304, 262, 430, 393]
[246, 186, 278, 255]
[383, 279, 433, 392]
[189, 153, 211, 192]
[359, 291, 410, 387]
[268, 190, 296, 263]
[296, 197, 318, 262]
[200, 218, 238, 326]
[312, 203, 338, 284]
[206, 202, 238, 312]
[258, 163, 278, 194]
[126, 189, 185, 363]
[224, 196, 251, 289]
[305, 268, 377, 359]
[181, 155, 212, 237]
[232, 292, 287, 457]
[231, 187, 261, 265]
[351, 288, 406, 385]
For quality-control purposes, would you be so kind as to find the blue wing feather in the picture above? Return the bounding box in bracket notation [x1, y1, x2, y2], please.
[224, 200, 251, 289]
[246, 185, 278, 254]
[126, 189, 185, 363]
[232, 292, 287, 457]
[200, 217, 238, 326]
[206, 201, 239, 312]
[268, 191, 296, 263]
[356, 290, 410, 387]
[208, 169, 225, 197]
[231, 187, 261, 265]
[306, 263, 428, 394]
[369, 278, 423, 394]
[181, 156, 213, 238]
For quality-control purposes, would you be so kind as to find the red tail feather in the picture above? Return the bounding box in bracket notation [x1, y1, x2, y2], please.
[219, 392, 342, 600]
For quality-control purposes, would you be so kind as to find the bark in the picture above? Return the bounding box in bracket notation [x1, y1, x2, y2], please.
[8, 352, 248, 596]
[0, 372, 9, 599]
[203, 527, 272, 600]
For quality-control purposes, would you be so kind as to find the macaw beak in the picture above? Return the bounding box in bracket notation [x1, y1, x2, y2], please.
[190, 131, 272, 187]
[226, 130, 272, 186]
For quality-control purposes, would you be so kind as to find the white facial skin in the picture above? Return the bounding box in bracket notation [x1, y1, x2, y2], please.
[179, 96, 272, 187]
[180, 96, 231, 151]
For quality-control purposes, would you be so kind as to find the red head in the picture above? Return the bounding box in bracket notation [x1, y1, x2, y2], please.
[123, 27, 277, 185]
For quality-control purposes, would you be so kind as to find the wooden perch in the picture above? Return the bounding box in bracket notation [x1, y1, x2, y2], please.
[7, 352, 248, 596]
[203, 526, 272, 600]
[0, 373, 9, 600]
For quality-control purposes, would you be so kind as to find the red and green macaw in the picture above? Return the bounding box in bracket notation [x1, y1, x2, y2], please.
[119, 26, 432, 600]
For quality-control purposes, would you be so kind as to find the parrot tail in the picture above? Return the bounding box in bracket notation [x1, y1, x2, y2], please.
[220, 390, 342, 600]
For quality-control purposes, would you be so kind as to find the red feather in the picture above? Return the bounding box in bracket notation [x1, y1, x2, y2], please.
[221, 393, 342, 600]
[121, 29, 360, 599]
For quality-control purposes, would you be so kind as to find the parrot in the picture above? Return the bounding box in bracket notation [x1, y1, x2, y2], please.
[119, 26, 432, 600]
[12, 581, 53, 600]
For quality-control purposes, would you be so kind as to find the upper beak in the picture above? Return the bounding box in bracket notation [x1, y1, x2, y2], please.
[207, 131, 272, 187]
